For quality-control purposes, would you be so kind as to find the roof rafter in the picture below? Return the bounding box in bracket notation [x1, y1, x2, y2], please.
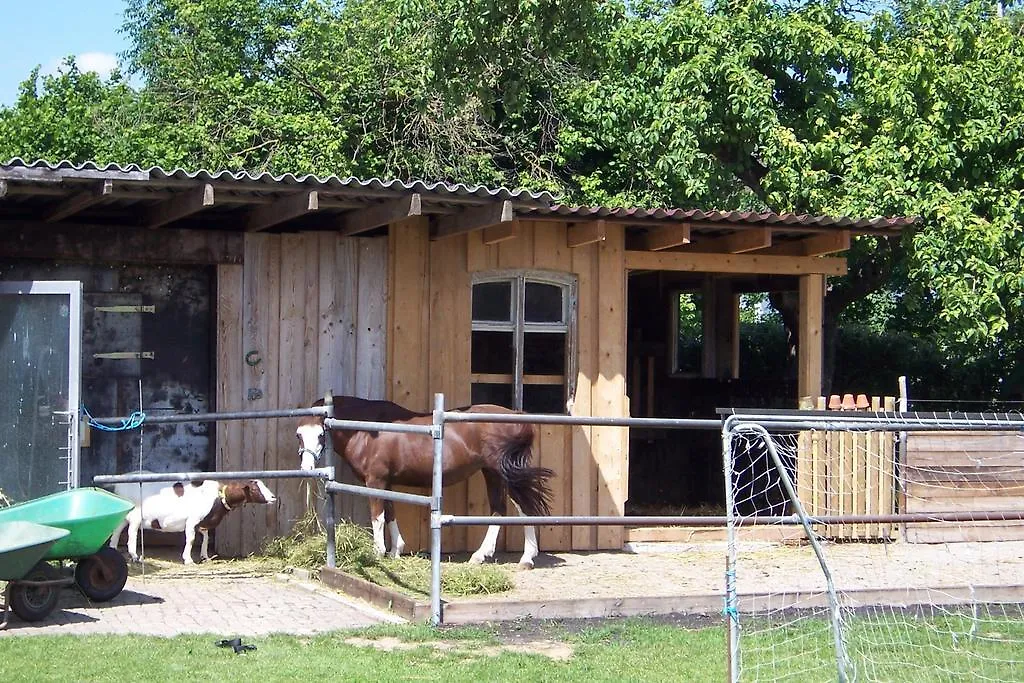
[432, 200, 513, 239]
[144, 183, 215, 229]
[246, 191, 318, 232]
[338, 194, 421, 236]
[42, 179, 113, 222]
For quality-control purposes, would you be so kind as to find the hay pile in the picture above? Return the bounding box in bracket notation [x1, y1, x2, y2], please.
[261, 509, 513, 597]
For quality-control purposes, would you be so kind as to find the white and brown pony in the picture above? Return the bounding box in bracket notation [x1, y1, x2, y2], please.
[296, 396, 552, 568]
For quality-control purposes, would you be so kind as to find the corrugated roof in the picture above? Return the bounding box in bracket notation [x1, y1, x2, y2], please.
[524, 205, 915, 230]
[1, 158, 917, 231]
[0, 158, 557, 206]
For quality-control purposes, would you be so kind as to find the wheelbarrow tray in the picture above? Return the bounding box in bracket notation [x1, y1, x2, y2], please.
[0, 522, 70, 581]
[0, 489, 133, 560]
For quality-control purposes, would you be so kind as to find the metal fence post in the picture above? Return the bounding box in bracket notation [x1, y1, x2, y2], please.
[323, 390, 336, 568]
[430, 392, 445, 626]
[326, 490, 337, 569]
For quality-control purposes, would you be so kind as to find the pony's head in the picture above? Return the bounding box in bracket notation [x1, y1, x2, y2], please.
[295, 414, 326, 471]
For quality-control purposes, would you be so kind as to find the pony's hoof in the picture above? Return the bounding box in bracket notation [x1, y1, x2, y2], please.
[469, 553, 487, 565]
[517, 561, 535, 571]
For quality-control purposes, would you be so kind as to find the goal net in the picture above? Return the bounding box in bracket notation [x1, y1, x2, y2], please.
[724, 415, 1024, 682]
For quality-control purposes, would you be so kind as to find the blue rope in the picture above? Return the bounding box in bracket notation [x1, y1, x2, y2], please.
[81, 406, 146, 432]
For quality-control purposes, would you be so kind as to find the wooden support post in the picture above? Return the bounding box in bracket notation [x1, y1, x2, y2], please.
[797, 274, 824, 400]
[713, 279, 739, 379]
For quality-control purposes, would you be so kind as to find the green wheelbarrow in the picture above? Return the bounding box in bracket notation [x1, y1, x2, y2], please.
[0, 521, 71, 628]
[0, 488, 135, 626]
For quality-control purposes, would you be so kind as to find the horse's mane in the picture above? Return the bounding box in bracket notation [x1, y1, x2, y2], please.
[312, 394, 428, 421]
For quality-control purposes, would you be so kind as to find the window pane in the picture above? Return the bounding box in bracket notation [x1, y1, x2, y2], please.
[523, 384, 564, 414]
[472, 281, 512, 322]
[524, 282, 563, 323]
[523, 332, 565, 375]
[471, 330, 514, 374]
[472, 383, 514, 409]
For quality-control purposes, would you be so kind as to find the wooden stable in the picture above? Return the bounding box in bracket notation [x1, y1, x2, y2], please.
[0, 160, 912, 556]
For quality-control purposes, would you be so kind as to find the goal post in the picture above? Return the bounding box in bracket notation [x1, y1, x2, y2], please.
[723, 411, 1024, 682]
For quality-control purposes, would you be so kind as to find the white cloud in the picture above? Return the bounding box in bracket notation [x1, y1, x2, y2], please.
[43, 52, 119, 79]
[75, 52, 119, 78]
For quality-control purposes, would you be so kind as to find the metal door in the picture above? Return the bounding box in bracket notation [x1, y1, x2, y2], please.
[0, 281, 82, 503]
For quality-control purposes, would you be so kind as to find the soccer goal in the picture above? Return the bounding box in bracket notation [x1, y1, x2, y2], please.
[722, 410, 1024, 682]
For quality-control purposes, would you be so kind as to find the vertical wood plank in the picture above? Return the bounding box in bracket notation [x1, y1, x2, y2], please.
[882, 396, 896, 539]
[430, 235, 471, 551]
[571, 242, 597, 550]
[852, 406, 865, 539]
[594, 225, 627, 549]
[797, 396, 813, 518]
[241, 234, 279, 554]
[336, 239, 359, 396]
[813, 396, 826, 520]
[215, 264, 244, 556]
[356, 238, 387, 400]
[868, 396, 882, 539]
[275, 234, 308, 536]
[464, 229, 491, 553]
[388, 217, 431, 552]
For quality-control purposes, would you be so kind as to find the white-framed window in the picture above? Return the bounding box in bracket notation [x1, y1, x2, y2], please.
[471, 270, 577, 413]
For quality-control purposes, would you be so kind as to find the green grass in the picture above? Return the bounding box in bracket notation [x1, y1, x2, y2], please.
[0, 615, 1021, 682]
[0, 620, 724, 683]
[259, 510, 513, 597]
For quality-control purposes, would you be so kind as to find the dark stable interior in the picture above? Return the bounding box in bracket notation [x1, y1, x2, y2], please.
[625, 270, 796, 516]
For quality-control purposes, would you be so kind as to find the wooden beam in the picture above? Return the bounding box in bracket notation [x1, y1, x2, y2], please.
[143, 183, 215, 228]
[763, 230, 851, 256]
[433, 200, 513, 239]
[0, 180, 7, 198]
[245, 190, 318, 232]
[0, 220, 242, 264]
[638, 223, 691, 251]
[338, 193, 422, 236]
[798, 273, 825, 400]
[482, 220, 519, 245]
[691, 227, 772, 253]
[42, 179, 113, 222]
[625, 250, 847, 275]
[567, 220, 607, 247]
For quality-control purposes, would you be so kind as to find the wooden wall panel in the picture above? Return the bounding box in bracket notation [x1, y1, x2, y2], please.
[463, 230, 491, 553]
[594, 226, 627, 549]
[240, 235, 279, 554]
[216, 232, 387, 556]
[388, 217, 431, 553]
[571, 240, 598, 550]
[356, 239, 387, 399]
[215, 264, 244, 556]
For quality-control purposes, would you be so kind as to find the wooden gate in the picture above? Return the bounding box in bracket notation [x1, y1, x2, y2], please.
[796, 395, 897, 540]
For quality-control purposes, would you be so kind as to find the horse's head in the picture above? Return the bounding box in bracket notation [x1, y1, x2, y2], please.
[295, 414, 326, 471]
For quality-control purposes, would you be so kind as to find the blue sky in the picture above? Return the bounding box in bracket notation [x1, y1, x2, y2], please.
[2, 0, 130, 106]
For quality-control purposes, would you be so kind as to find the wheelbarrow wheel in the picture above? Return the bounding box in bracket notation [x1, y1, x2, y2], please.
[9, 561, 61, 622]
[75, 547, 129, 602]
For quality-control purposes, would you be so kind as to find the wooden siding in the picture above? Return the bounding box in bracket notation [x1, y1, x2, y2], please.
[387, 220, 628, 553]
[215, 232, 387, 557]
[905, 431, 1024, 543]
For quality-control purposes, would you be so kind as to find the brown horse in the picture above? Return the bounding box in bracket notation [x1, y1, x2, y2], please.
[295, 396, 553, 567]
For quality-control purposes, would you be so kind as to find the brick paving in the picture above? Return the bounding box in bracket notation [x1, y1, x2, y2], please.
[1, 571, 403, 636]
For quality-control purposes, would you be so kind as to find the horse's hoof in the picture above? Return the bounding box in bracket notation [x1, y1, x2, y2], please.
[517, 561, 535, 571]
[469, 554, 486, 565]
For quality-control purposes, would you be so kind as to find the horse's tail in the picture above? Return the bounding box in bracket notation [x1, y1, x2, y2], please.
[496, 424, 554, 517]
